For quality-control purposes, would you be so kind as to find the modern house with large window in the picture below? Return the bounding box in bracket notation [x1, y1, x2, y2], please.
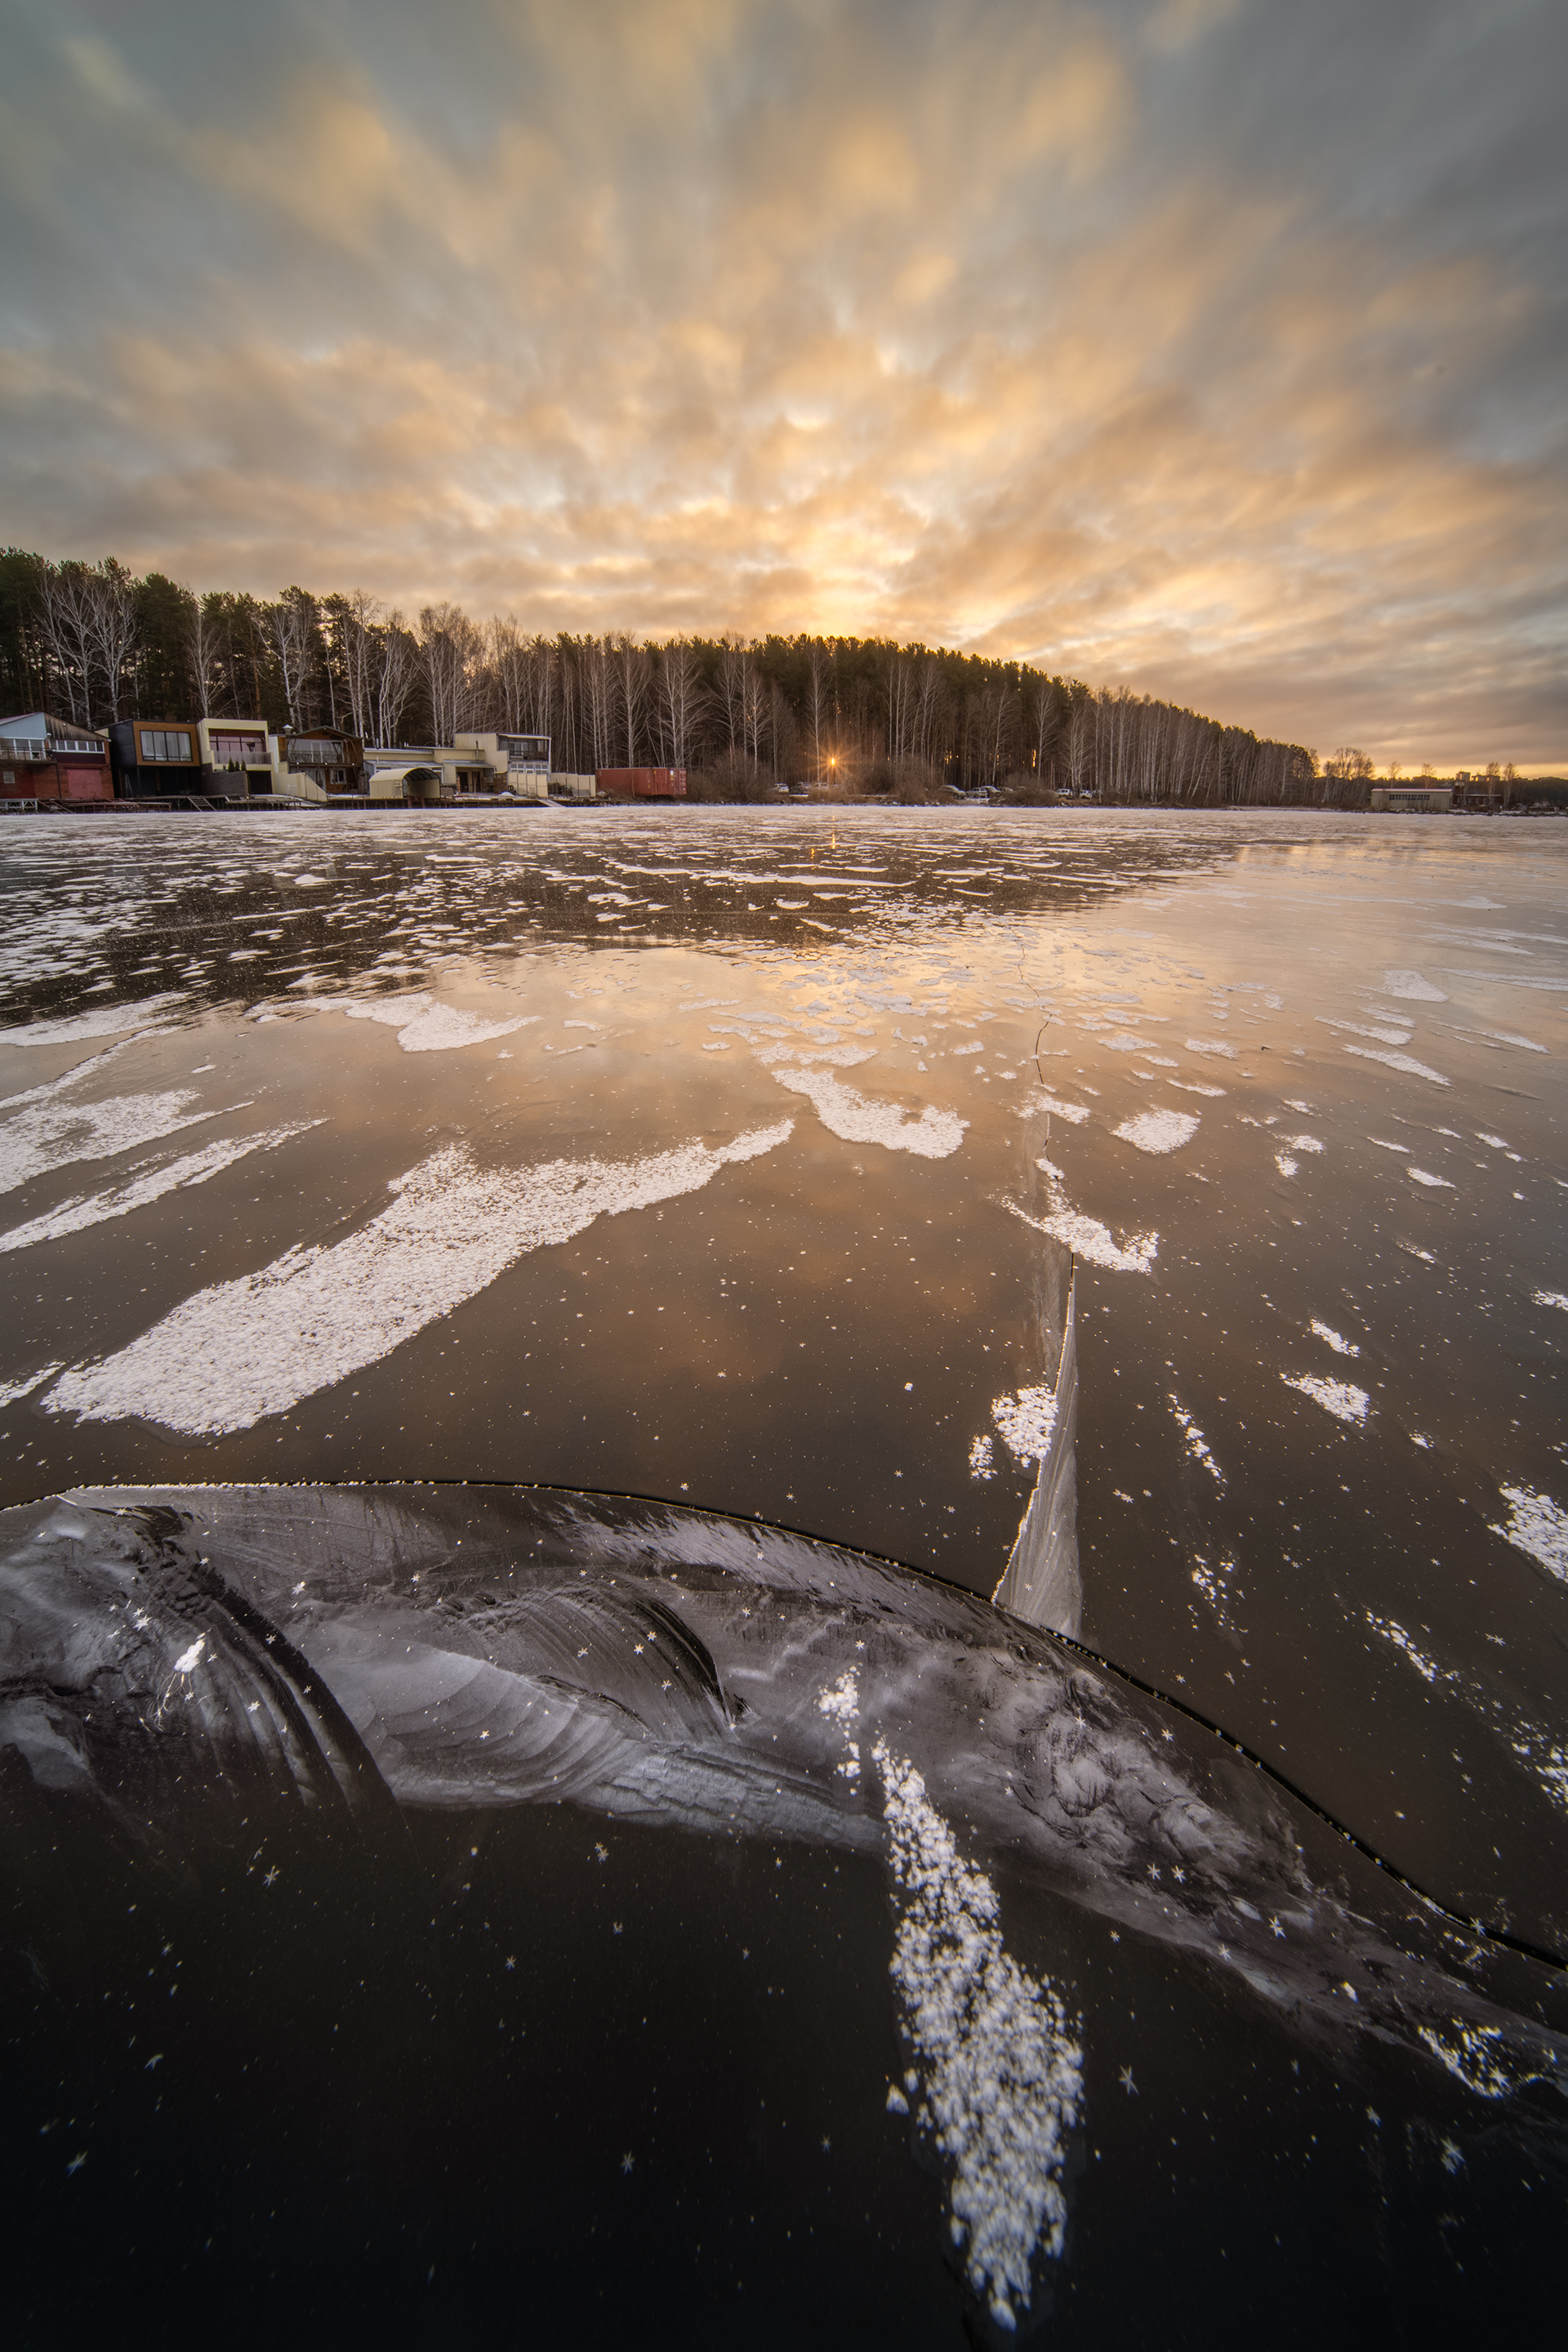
[109, 719, 207, 798]
[0, 714, 114, 804]
[279, 728, 365, 795]
[198, 719, 281, 795]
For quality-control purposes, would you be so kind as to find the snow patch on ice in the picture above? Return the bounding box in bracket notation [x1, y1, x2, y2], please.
[1114, 1109, 1199, 1156]
[1490, 1487, 1568, 1585]
[335, 992, 540, 1054]
[1533, 1290, 1568, 1312]
[1344, 1046, 1449, 1086]
[1183, 1037, 1236, 1060]
[0, 1364, 63, 1406]
[1383, 969, 1447, 1002]
[1406, 1167, 1454, 1189]
[1310, 1321, 1360, 1357]
[772, 1067, 966, 1159]
[45, 1120, 794, 1437]
[1282, 1372, 1370, 1425]
[0, 1090, 224, 1198]
[0, 996, 183, 1049]
[1010, 1198, 1157, 1276]
[992, 1387, 1056, 1468]
[969, 1434, 996, 1481]
[1019, 1091, 1090, 1124]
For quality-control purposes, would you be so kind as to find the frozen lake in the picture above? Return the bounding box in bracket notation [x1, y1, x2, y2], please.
[2, 806, 1564, 2338]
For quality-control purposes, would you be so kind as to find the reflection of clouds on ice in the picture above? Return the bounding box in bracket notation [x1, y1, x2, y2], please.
[772, 1066, 966, 1158]
[1490, 1487, 1568, 1586]
[0, 1121, 321, 1254]
[47, 1121, 793, 1437]
[1282, 1372, 1370, 1424]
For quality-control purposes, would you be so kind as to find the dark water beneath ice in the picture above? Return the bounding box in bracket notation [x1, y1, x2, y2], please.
[2, 808, 1565, 2339]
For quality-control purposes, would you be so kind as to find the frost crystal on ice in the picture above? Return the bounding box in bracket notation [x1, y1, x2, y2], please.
[875, 1737, 1083, 2330]
[1490, 1487, 1568, 1585]
[991, 1387, 1057, 1468]
[1281, 1372, 1370, 1424]
[969, 1433, 996, 1481]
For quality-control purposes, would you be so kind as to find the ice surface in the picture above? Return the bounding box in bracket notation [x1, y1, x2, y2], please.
[1281, 1373, 1370, 1424]
[1114, 1109, 1199, 1155]
[46, 1122, 793, 1435]
[1490, 1487, 1568, 1586]
[0, 1121, 321, 1254]
[772, 1067, 966, 1159]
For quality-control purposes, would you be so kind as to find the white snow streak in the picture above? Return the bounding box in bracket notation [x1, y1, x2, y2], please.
[1382, 969, 1447, 1002]
[1343, 1045, 1449, 1086]
[0, 1090, 224, 1197]
[47, 1121, 793, 1436]
[772, 1067, 966, 1159]
[1490, 1487, 1568, 1585]
[0, 1122, 321, 1254]
[1281, 1372, 1370, 1425]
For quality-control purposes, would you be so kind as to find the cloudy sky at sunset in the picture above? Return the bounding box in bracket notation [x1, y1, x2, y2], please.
[2, 0, 1563, 767]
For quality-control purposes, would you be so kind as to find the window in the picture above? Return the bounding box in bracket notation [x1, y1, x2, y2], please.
[140, 728, 192, 763]
[212, 733, 265, 765]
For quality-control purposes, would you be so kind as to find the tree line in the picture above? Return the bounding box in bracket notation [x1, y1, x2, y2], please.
[1, 546, 1370, 804]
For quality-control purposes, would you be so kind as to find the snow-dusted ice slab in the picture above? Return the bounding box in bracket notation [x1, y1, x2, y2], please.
[47, 1122, 792, 1436]
[773, 1066, 967, 1158]
[7, 1480, 1561, 2137]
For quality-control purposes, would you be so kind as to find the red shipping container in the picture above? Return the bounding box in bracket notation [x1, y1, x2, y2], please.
[594, 768, 687, 799]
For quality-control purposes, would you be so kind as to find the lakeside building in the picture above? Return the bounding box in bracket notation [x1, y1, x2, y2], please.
[197, 719, 282, 795]
[0, 714, 114, 804]
[359, 733, 553, 804]
[279, 728, 365, 795]
[1370, 783, 1454, 813]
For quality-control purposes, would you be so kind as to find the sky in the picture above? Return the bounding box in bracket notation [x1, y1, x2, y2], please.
[2, 0, 1564, 769]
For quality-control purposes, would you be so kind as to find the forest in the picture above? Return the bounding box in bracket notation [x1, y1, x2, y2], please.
[1, 547, 1357, 805]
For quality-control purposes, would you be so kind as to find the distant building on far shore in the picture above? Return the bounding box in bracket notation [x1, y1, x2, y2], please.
[0, 714, 113, 804]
